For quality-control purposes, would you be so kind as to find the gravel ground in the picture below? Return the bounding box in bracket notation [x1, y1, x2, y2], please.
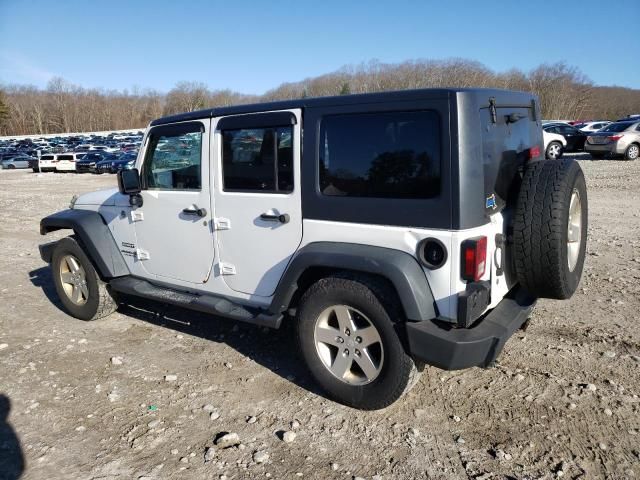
[0, 156, 639, 480]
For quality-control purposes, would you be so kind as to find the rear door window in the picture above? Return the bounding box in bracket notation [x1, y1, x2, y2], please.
[221, 126, 293, 193]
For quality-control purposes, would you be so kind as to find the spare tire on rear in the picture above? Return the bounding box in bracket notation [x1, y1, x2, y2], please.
[513, 159, 588, 299]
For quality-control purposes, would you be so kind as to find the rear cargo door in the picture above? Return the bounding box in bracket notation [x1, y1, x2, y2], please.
[480, 105, 538, 211]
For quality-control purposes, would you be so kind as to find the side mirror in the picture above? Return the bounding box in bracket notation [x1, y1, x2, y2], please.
[118, 168, 141, 195]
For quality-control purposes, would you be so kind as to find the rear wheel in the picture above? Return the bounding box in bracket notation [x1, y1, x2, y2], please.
[51, 237, 117, 321]
[545, 141, 563, 160]
[624, 143, 639, 160]
[7, 164, 15, 169]
[297, 276, 421, 410]
[513, 159, 588, 299]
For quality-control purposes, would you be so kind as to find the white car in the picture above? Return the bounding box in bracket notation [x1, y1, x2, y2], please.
[578, 121, 611, 133]
[543, 130, 567, 159]
[38, 154, 59, 172]
[55, 153, 86, 172]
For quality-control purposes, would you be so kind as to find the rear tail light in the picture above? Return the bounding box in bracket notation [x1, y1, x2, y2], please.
[529, 146, 541, 159]
[608, 135, 622, 142]
[461, 236, 487, 282]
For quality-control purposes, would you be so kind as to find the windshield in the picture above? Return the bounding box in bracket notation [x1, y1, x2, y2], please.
[601, 122, 632, 133]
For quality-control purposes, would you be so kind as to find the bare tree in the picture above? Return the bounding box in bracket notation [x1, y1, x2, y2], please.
[0, 58, 638, 136]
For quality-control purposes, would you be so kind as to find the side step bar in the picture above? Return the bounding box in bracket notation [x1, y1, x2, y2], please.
[109, 277, 283, 329]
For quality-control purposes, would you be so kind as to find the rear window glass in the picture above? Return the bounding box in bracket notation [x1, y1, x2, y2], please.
[602, 122, 632, 132]
[319, 111, 441, 199]
[58, 155, 73, 160]
[41, 155, 54, 160]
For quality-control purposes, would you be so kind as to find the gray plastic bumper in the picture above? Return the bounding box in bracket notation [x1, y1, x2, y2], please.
[406, 287, 536, 370]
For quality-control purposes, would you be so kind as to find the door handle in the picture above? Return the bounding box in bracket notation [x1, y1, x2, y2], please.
[260, 213, 290, 224]
[183, 207, 207, 217]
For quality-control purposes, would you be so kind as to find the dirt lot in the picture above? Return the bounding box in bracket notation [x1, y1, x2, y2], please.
[0, 157, 639, 480]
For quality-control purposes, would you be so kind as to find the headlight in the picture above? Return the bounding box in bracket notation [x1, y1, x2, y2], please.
[69, 194, 78, 209]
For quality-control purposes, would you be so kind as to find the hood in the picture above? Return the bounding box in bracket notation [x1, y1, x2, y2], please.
[74, 188, 119, 206]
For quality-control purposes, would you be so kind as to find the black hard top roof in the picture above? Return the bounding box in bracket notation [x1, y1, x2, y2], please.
[150, 87, 534, 127]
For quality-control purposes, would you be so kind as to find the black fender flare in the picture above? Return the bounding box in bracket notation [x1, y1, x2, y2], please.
[39, 209, 129, 279]
[269, 242, 437, 321]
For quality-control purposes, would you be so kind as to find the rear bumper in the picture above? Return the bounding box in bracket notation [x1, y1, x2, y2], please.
[406, 287, 536, 370]
[585, 143, 624, 154]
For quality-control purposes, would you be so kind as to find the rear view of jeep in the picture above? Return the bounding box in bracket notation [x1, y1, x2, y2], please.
[39, 88, 587, 409]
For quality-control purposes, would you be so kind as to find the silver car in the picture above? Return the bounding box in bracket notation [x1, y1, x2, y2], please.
[1, 156, 33, 169]
[585, 121, 640, 160]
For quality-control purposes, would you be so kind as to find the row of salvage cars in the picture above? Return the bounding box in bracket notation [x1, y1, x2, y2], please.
[542, 116, 640, 160]
[32, 151, 138, 174]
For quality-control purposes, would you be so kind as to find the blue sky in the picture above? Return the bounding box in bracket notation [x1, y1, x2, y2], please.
[1, 0, 638, 94]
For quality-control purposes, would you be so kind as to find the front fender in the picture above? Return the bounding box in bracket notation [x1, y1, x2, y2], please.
[40, 209, 129, 279]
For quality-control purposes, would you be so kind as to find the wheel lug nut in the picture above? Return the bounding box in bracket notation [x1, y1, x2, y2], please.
[336, 337, 344, 344]
[355, 349, 361, 356]
[345, 328, 350, 336]
[355, 336, 362, 343]
[343, 349, 349, 356]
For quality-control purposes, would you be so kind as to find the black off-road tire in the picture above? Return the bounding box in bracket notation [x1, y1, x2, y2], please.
[296, 276, 421, 410]
[513, 159, 588, 299]
[51, 236, 118, 321]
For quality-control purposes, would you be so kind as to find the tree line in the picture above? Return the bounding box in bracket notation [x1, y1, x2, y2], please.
[1, 59, 639, 136]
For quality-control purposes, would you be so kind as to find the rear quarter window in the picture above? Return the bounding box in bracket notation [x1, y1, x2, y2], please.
[319, 111, 441, 199]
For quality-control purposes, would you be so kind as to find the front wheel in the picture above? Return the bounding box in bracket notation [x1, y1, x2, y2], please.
[51, 237, 117, 321]
[624, 143, 639, 160]
[297, 276, 421, 410]
[545, 141, 563, 160]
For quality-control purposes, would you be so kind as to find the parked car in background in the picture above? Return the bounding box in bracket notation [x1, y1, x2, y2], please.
[1, 155, 34, 169]
[585, 121, 640, 160]
[543, 123, 587, 152]
[76, 152, 117, 173]
[616, 114, 640, 122]
[38, 154, 59, 172]
[109, 152, 138, 173]
[576, 121, 611, 133]
[55, 153, 86, 172]
[96, 158, 115, 174]
[543, 130, 567, 159]
[542, 120, 572, 125]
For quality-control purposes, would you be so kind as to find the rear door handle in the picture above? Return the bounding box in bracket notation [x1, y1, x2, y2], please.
[260, 213, 290, 224]
[183, 207, 207, 217]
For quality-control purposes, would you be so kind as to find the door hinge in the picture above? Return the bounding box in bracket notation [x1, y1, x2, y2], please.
[136, 249, 150, 261]
[214, 217, 231, 230]
[130, 210, 144, 222]
[219, 262, 236, 275]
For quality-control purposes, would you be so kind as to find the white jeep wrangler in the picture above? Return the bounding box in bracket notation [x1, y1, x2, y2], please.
[39, 88, 588, 409]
